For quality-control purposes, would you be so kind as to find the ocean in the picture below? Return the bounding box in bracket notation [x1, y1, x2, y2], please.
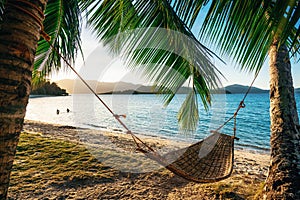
[25, 93, 300, 153]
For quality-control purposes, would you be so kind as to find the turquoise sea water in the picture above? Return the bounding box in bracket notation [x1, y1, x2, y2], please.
[25, 93, 300, 153]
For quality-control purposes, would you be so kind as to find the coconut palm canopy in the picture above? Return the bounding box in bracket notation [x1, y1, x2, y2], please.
[80, 0, 300, 77]
[80, 0, 300, 130]
[1, 0, 299, 131]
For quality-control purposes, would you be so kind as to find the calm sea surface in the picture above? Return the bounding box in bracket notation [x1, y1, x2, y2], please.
[25, 93, 300, 153]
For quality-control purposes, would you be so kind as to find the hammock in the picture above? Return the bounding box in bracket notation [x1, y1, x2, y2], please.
[123, 101, 245, 183]
[38, 28, 256, 183]
[138, 131, 235, 183]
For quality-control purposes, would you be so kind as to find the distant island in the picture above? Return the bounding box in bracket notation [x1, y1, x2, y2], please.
[55, 79, 299, 95]
[224, 84, 269, 94]
[31, 81, 68, 96]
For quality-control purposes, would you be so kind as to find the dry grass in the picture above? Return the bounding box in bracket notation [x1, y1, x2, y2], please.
[9, 132, 118, 198]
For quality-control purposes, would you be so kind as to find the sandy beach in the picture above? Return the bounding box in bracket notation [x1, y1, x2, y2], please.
[7, 120, 270, 199]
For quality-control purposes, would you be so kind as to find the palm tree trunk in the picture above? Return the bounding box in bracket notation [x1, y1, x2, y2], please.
[0, 0, 47, 198]
[264, 42, 300, 199]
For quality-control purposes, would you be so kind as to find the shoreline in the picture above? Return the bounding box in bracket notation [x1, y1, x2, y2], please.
[23, 119, 270, 154]
[24, 117, 271, 154]
[22, 120, 270, 176]
[29, 94, 69, 98]
[8, 120, 270, 199]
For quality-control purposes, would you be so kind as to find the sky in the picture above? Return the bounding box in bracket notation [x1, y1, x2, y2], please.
[50, 24, 300, 90]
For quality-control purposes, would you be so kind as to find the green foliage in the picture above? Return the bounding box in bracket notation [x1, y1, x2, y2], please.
[177, 89, 199, 132]
[172, 0, 300, 71]
[170, 0, 209, 29]
[31, 81, 68, 96]
[80, 0, 224, 131]
[80, 0, 137, 53]
[0, 0, 5, 22]
[34, 0, 83, 80]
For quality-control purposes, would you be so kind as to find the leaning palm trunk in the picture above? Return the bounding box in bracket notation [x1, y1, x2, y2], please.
[264, 42, 300, 199]
[0, 0, 47, 198]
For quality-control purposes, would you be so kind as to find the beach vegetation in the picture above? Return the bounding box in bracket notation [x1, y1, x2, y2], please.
[31, 81, 68, 96]
[9, 132, 118, 198]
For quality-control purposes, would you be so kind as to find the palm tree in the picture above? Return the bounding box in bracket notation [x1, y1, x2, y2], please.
[0, 0, 82, 198]
[0, 0, 299, 199]
[80, 0, 300, 199]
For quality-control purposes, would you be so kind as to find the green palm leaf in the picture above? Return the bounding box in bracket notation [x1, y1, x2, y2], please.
[80, 0, 223, 131]
[177, 88, 199, 133]
[0, 0, 5, 22]
[33, 0, 82, 84]
[172, 0, 300, 71]
[205, 1, 298, 71]
[171, 0, 208, 28]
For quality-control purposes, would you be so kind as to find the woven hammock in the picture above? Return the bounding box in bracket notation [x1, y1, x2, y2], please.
[138, 131, 235, 183]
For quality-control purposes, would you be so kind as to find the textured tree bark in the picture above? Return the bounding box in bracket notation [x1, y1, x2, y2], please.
[264, 42, 300, 199]
[0, 0, 47, 198]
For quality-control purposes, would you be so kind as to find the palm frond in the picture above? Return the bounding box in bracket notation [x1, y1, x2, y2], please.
[80, 0, 137, 53]
[177, 88, 199, 132]
[33, 0, 82, 84]
[171, 0, 208, 28]
[198, 0, 300, 72]
[31, 71, 47, 86]
[121, 28, 220, 107]
[172, 0, 300, 71]
[0, 0, 5, 23]
[81, 0, 223, 131]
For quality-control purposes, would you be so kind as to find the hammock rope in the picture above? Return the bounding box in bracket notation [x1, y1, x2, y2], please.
[24, 7, 259, 181]
[214, 73, 258, 134]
